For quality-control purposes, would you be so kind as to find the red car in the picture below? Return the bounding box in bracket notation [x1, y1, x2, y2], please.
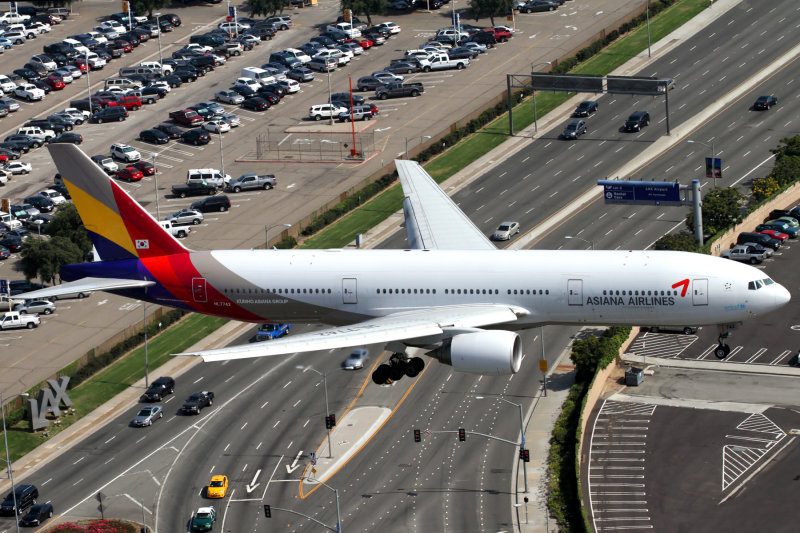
[132, 161, 156, 176]
[73, 59, 89, 72]
[116, 166, 144, 182]
[45, 76, 66, 90]
[484, 27, 512, 42]
[353, 37, 373, 49]
[757, 229, 789, 242]
[115, 39, 133, 53]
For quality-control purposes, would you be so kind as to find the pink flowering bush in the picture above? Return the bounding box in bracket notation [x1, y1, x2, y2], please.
[50, 519, 140, 533]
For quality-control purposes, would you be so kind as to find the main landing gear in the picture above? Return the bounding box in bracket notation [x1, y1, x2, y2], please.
[372, 353, 425, 385]
[715, 328, 732, 359]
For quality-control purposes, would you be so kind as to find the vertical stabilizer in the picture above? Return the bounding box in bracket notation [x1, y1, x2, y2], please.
[48, 144, 188, 261]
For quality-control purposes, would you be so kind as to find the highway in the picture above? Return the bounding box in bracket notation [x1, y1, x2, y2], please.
[2, 0, 799, 531]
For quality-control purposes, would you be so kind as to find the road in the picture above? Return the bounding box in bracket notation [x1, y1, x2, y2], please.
[2, 0, 799, 531]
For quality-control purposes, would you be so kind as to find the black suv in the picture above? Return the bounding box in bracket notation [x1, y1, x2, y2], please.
[181, 391, 215, 414]
[141, 376, 175, 402]
[1, 484, 38, 516]
[91, 106, 128, 124]
[191, 195, 231, 213]
[623, 111, 650, 132]
[737, 232, 781, 251]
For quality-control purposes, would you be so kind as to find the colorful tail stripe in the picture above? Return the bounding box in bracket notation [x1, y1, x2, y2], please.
[48, 144, 187, 261]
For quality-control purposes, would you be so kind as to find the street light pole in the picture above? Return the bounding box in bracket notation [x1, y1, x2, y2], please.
[218, 131, 224, 177]
[143, 303, 149, 388]
[2, 392, 29, 533]
[565, 235, 594, 250]
[476, 395, 528, 494]
[265, 223, 291, 249]
[298, 365, 332, 458]
[327, 69, 333, 126]
[530, 61, 551, 133]
[152, 153, 160, 220]
[646, 0, 651, 58]
[86, 49, 92, 117]
[154, 12, 163, 68]
[311, 476, 341, 533]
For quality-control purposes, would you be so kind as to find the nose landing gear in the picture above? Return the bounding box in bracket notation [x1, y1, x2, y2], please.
[715, 328, 732, 359]
[371, 353, 425, 385]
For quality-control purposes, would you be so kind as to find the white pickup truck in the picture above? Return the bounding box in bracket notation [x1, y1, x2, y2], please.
[419, 55, 469, 72]
[159, 220, 192, 239]
[721, 245, 767, 264]
[0, 311, 40, 330]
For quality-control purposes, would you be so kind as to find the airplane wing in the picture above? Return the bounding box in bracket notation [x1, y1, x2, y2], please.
[15, 277, 156, 300]
[178, 304, 526, 362]
[396, 160, 496, 250]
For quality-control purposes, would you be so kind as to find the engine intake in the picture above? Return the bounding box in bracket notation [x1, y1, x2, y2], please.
[430, 330, 522, 375]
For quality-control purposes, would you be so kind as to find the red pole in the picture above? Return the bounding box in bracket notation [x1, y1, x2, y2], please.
[349, 77, 358, 157]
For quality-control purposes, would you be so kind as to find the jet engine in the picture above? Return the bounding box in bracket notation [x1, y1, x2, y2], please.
[429, 330, 522, 375]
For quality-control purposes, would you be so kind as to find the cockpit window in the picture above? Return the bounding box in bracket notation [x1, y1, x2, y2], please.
[762, 278, 774, 285]
[748, 281, 757, 290]
[756, 280, 763, 289]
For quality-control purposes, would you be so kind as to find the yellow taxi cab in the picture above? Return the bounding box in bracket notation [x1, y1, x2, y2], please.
[206, 475, 228, 498]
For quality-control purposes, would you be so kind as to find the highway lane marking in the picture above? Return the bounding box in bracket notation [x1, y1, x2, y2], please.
[73, 457, 84, 465]
[273, 420, 280, 428]
[282, 380, 292, 388]
[293, 399, 301, 407]
[193, 377, 204, 383]
[240, 422, 248, 430]
[104, 436, 115, 444]
[256, 441, 263, 450]
[42, 478, 52, 486]
[260, 400, 269, 408]
[72, 478, 83, 486]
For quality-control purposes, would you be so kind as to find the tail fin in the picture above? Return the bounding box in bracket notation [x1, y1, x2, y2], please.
[48, 144, 188, 261]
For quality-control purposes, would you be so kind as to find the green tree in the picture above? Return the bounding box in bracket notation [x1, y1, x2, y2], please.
[130, 0, 172, 18]
[340, 0, 387, 25]
[45, 203, 92, 256]
[469, 0, 512, 26]
[685, 186, 745, 238]
[20, 236, 83, 284]
[248, 0, 290, 17]
[654, 231, 700, 252]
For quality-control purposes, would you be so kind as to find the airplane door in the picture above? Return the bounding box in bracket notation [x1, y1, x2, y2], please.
[192, 277, 207, 303]
[342, 278, 357, 304]
[692, 278, 708, 306]
[568, 279, 583, 306]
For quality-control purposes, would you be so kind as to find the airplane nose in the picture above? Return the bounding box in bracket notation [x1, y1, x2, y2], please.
[776, 283, 792, 308]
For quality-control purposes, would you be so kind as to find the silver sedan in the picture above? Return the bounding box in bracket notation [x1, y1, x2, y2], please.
[132, 405, 163, 427]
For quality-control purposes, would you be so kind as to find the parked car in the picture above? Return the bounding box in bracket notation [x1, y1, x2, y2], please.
[50, 132, 83, 144]
[166, 208, 204, 226]
[139, 128, 170, 144]
[215, 89, 244, 104]
[13, 299, 56, 315]
[191, 195, 231, 213]
[110, 143, 140, 161]
[116, 166, 144, 182]
[181, 128, 211, 146]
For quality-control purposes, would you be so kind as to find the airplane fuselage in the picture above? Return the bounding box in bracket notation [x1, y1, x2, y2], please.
[67, 248, 782, 330]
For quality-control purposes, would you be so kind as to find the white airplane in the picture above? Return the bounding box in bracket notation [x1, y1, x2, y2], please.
[22, 145, 791, 384]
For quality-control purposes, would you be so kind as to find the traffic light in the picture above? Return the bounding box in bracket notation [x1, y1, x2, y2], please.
[325, 415, 332, 429]
[329, 413, 336, 427]
[520, 448, 530, 463]
[263, 504, 271, 518]
[458, 428, 466, 442]
[413, 429, 421, 443]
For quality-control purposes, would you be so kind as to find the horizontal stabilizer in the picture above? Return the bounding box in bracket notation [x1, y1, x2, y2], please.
[16, 277, 156, 300]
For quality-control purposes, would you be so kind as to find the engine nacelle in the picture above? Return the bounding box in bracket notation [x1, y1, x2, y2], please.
[429, 330, 522, 375]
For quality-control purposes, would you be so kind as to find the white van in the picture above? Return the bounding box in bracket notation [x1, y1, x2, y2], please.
[186, 168, 232, 188]
[283, 48, 311, 64]
[326, 22, 361, 38]
[240, 67, 275, 85]
[0, 211, 22, 230]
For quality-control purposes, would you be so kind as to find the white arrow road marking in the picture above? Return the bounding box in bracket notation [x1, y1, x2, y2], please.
[375, 127, 392, 132]
[246, 468, 262, 493]
[287, 183, 296, 189]
[97, 299, 108, 306]
[285, 450, 303, 474]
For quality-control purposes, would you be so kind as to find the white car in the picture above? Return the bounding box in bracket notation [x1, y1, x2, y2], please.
[150, 81, 171, 93]
[85, 52, 106, 69]
[376, 21, 401, 34]
[29, 21, 51, 33]
[234, 77, 261, 91]
[185, 43, 212, 53]
[13, 84, 45, 102]
[491, 221, 520, 241]
[372, 70, 403, 83]
[39, 189, 66, 205]
[308, 103, 347, 121]
[61, 107, 91, 122]
[277, 79, 300, 93]
[110, 143, 141, 162]
[218, 21, 250, 33]
[314, 48, 349, 66]
[284, 48, 311, 64]
[202, 120, 231, 134]
[30, 55, 57, 71]
[0, 75, 16, 93]
[4, 161, 32, 175]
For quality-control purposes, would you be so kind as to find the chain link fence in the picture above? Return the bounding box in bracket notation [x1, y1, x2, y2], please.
[253, 130, 375, 162]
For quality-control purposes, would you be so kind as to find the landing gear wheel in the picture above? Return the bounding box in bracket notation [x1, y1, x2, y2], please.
[372, 364, 392, 385]
[405, 357, 424, 377]
[715, 343, 730, 359]
[389, 360, 406, 381]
